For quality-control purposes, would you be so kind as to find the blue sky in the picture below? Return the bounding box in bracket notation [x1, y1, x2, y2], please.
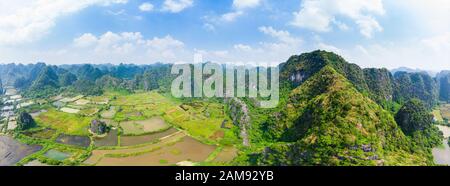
[0, 0, 449, 70]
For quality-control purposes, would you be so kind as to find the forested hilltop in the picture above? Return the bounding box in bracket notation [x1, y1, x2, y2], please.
[237, 51, 447, 165]
[1, 50, 449, 166]
[0, 63, 174, 98]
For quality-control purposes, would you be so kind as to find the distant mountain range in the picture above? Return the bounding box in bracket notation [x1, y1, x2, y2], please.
[391, 67, 439, 77]
[0, 50, 449, 166]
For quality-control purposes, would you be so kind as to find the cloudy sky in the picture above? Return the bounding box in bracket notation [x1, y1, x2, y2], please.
[0, 0, 449, 70]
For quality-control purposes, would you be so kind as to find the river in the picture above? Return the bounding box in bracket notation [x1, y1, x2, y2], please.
[432, 125, 450, 165]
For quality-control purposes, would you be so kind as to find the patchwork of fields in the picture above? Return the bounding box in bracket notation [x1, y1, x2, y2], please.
[440, 104, 450, 121]
[434, 104, 450, 124]
[8, 90, 240, 166]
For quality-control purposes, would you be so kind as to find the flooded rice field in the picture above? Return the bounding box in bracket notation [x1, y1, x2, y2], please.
[120, 117, 170, 135]
[120, 128, 179, 146]
[44, 149, 71, 161]
[0, 135, 42, 166]
[95, 135, 216, 166]
[56, 134, 91, 148]
[94, 129, 118, 147]
[84, 131, 185, 165]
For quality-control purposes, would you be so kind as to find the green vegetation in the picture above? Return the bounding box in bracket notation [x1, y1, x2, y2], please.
[437, 71, 450, 102]
[432, 109, 444, 123]
[2, 50, 448, 166]
[393, 72, 438, 108]
[395, 99, 443, 148]
[244, 66, 430, 166]
[34, 109, 93, 136]
[16, 112, 37, 131]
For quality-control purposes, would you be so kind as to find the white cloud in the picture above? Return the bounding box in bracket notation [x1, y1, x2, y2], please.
[203, 0, 261, 27]
[162, 0, 194, 13]
[317, 42, 342, 54]
[258, 26, 301, 45]
[73, 33, 98, 48]
[393, 0, 450, 34]
[234, 44, 253, 52]
[221, 11, 244, 22]
[67, 31, 188, 64]
[421, 32, 450, 53]
[139, 2, 154, 12]
[233, 0, 261, 9]
[333, 20, 350, 31]
[0, 0, 128, 45]
[205, 26, 302, 65]
[356, 16, 382, 38]
[346, 38, 450, 71]
[106, 9, 126, 16]
[291, 0, 385, 38]
[203, 23, 215, 32]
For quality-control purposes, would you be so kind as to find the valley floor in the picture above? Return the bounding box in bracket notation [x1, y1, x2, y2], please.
[0, 89, 240, 166]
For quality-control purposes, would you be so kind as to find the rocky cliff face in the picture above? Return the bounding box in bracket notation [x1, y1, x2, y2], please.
[393, 72, 438, 108]
[227, 98, 251, 146]
[280, 50, 438, 108]
[254, 66, 430, 166]
[363, 68, 395, 102]
[437, 71, 450, 102]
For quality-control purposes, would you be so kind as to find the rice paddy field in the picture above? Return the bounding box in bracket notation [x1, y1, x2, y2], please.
[44, 149, 72, 161]
[433, 109, 444, 122]
[86, 132, 216, 166]
[120, 117, 170, 135]
[212, 146, 238, 163]
[440, 104, 450, 120]
[34, 109, 93, 136]
[120, 128, 179, 146]
[101, 106, 116, 119]
[7, 90, 240, 166]
[56, 134, 91, 148]
[0, 135, 43, 166]
[84, 131, 187, 165]
[94, 129, 118, 147]
[23, 128, 57, 140]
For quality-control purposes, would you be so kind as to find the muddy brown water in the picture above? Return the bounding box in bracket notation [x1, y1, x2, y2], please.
[56, 134, 91, 148]
[0, 135, 42, 166]
[432, 139, 450, 165]
[432, 125, 450, 165]
[94, 129, 118, 147]
[84, 131, 185, 165]
[96, 136, 216, 166]
[120, 128, 179, 146]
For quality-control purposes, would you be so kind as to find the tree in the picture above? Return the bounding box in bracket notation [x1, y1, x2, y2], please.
[17, 112, 36, 131]
[395, 99, 433, 135]
[395, 99, 442, 148]
[90, 120, 107, 135]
